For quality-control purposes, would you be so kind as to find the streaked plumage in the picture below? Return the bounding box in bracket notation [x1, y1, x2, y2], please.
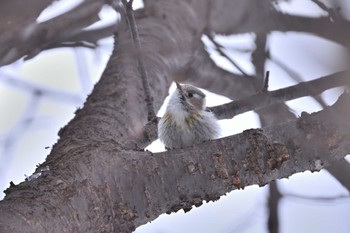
[158, 83, 220, 149]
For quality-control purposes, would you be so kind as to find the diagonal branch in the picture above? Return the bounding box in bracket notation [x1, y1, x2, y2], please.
[311, 0, 339, 22]
[325, 159, 350, 192]
[206, 34, 252, 78]
[210, 71, 349, 120]
[43, 24, 116, 50]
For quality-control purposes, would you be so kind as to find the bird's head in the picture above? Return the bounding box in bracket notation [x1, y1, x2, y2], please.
[175, 82, 206, 111]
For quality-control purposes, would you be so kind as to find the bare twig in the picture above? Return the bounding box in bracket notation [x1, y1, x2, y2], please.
[311, 0, 338, 22]
[268, 181, 281, 233]
[206, 34, 252, 78]
[44, 24, 116, 50]
[252, 32, 268, 90]
[284, 192, 350, 203]
[251, 32, 292, 127]
[121, 0, 156, 121]
[210, 71, 348, 119]
[262, 70, 270, 92]
[45, 41, 97, 49]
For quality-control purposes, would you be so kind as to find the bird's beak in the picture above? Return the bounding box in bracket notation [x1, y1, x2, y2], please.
[175, 82, 186, 101]
[175, 82, 185, 101]
[175, 82, 183, 93]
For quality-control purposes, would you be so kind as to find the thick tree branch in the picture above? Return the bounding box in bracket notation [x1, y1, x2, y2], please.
[0, 0, 56, 40]
[208, 1, 350, 46]
[3, 0, 349, 68]
[39, 24, 116, 50]
[260, 13, 350, 45]
[1, 93, 350, 232]
[65, 25, 115, 44]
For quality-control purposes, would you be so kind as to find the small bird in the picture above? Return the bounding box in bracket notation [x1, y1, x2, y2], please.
[158, 82, 220, 149]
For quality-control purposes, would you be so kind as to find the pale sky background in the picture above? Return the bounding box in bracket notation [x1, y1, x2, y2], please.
[0, 1, 349, 233]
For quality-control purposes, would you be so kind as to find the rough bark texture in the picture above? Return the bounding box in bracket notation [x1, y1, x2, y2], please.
[1, 0, 350, 232]
[2, 93, 350, 232]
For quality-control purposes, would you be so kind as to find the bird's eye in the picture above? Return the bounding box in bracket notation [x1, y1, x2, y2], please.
[188, 92, 193, 98]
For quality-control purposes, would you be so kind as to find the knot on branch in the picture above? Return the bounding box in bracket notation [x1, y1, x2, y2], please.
[211, 153, 229, 180]
[242, 129, 289, 185]
[267, 143, 290, 170]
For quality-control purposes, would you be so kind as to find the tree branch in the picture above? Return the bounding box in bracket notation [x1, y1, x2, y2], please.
[41, 25, 116, 50]
[311, 0, 339, 22]
[210, 71, 348, 120]
[0, 0, 105, 66]
[252, 32, 268, 89]
[262, 71, 270, 92]
[284, 192, 350, 203]
[208, 0, 350, 46]
[325, 159, 350, 192]
[205, 34, 252, 78]
[268, 181, 281, 233]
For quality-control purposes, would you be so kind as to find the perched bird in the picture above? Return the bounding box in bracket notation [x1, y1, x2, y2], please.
[158, 82, 220, 149]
